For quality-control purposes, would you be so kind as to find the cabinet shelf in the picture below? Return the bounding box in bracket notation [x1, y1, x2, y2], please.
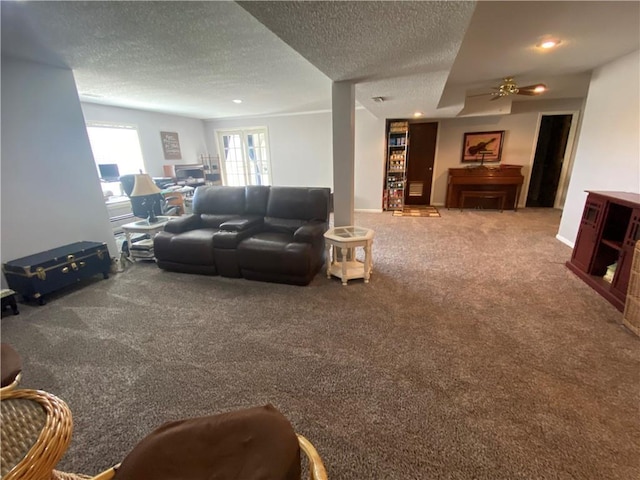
[601, 239, 623, 251]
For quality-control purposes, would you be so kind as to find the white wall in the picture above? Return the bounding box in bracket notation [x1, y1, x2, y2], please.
[206, 109, 386, 211]
[81, 103, 209, 177]
[1, 56, 118, 277]
[205, 112, 333, 189]
[434, 114, 538, 206]
[206, 103, 589, 212]
[355, 109, 386, 211]
[558, 50, 640, 246]
[432, 97, 584, 207]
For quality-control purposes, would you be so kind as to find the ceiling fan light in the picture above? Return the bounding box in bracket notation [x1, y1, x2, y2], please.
[413, 112, 423, 117]
[533, 85, 546, 93]
[537, 39, 561, 49]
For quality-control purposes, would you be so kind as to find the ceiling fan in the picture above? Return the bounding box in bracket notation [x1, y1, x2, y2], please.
[469, 77, 547, 101]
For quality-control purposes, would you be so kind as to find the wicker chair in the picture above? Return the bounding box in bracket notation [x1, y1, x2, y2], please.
[0, 389, 73, 480]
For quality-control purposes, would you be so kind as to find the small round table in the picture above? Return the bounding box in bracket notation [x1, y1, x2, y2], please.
[324, 226, 374, 286]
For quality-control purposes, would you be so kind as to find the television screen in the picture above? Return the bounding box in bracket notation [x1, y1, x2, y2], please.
[176, 168, 204, 180]
[98, 163, 120, 181]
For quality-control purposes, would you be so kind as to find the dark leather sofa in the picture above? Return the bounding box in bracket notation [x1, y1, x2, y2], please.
[153, 186, 331, 286]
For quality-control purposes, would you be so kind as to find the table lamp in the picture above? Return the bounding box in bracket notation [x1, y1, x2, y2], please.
[130, 173, 162, 223]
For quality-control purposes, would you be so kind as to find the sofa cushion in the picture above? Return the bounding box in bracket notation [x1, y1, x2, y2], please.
[220, 216, 263, 232]
[264, 217, 307, 234]
[200, 214, 241, 229]
[245, 186, 270, 215]
[154, 229, 218, 265]
[238, 232, 313, 276]
[164, 214, 201, 234]
[193, 186, 246, 215]
[266, 187, 330, 221]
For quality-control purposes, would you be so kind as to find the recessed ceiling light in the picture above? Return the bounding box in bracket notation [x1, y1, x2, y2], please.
[232, 99, 242, 104]
[537, 39, 561, 49]
[413, 112, 423, 118]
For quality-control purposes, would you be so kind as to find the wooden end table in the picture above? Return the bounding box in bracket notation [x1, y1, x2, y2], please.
[324, 226, 375, 285]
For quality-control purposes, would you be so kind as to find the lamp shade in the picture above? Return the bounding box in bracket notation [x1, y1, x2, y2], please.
[130, 174, 161, 197]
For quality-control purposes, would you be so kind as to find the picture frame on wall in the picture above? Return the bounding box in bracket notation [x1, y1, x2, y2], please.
[160, 131, 182, 160]
[461, 130, 504, 163]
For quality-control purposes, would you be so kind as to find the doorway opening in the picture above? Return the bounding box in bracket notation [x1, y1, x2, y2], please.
[526, 114, 573, 208]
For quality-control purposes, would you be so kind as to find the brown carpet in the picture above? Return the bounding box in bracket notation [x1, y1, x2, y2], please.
[1, 209, 638, 479]
[392, 205, 440, 217]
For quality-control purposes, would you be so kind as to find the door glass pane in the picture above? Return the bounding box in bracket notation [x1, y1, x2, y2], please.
[217, 128, 271, 186]
[246, 132, 270, 186]
[222, 134, 246, 186]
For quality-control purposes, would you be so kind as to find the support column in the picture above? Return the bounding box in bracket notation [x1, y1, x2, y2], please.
[331, 81, 355, 227]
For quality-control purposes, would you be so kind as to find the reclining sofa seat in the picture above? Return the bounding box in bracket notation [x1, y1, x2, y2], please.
[153, 186, 331, 286]
[237, 187, 330, 286]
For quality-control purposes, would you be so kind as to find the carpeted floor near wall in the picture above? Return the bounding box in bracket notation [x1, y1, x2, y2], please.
[2, 208, 638, 479]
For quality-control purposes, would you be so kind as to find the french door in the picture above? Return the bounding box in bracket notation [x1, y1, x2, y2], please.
[216, 128, 271, 186]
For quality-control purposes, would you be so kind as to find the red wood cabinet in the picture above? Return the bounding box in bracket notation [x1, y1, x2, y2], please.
[567, 191, 640, 312]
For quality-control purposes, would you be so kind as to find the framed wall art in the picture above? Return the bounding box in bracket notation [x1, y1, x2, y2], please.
[160, 131, 182, 160]
[461, 130, 504, 163]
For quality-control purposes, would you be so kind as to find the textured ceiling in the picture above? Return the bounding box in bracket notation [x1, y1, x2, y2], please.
[238, 1, 476, 119]
[440, 1, 640, 111]
[1, 1, 639, 120]
[1, 1, 331, 119]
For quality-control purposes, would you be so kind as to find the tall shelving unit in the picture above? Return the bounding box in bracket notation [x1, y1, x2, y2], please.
[383, 121, 409, 211]
[566, 191, 640, 312]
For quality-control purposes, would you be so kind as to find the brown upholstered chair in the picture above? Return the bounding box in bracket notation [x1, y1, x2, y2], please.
[0, 343, 22, 395]
[87, 405, 327, 480]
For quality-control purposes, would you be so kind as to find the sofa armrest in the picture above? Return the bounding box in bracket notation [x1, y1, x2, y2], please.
[293, 222, 327, 244]
[220, 216, 263, 232]
[164, 214, 201, 234]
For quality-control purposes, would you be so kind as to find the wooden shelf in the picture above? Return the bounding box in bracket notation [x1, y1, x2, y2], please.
[601, 239, 623, 251]
[383, 120, 409, 211]
[567, 191, 640, 312]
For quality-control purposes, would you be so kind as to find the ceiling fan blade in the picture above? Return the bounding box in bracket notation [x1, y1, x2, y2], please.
[468, 87, 501, 98]
[517, 83, 547, 95]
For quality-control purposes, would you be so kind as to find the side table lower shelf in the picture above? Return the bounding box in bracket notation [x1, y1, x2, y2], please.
[129, 239, 156, 261]
[121, 217, 171, 262]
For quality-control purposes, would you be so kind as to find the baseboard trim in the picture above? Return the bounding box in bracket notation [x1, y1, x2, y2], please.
[355, 208, 383, 213]
[556, 234, 574, 249]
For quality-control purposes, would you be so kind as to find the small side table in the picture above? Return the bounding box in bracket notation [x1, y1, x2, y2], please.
[324, 226, 374, 285]
[121, 216, 172, 261]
